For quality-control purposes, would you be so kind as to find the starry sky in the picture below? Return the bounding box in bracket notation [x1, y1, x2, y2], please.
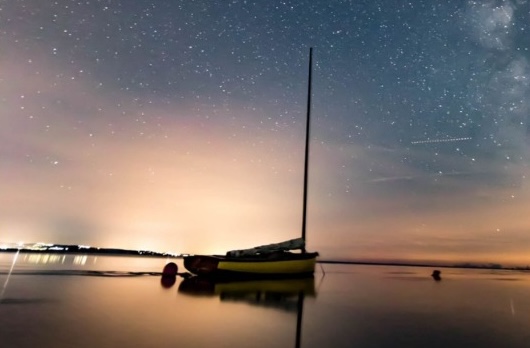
[1, 0, 529, 265]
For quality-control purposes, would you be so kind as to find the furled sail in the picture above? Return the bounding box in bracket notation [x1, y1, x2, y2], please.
[226, 238, 305, 257]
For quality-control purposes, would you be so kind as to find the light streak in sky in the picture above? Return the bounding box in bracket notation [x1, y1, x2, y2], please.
[411, 137, 472, 144]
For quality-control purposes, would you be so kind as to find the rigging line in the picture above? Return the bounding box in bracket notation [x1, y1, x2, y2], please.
[315, 263, 326, 293]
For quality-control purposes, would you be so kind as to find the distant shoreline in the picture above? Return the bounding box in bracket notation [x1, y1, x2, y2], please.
[0, 247, 177, 258]
[1, 246, 529, 272]
[317, 260, 530, 272]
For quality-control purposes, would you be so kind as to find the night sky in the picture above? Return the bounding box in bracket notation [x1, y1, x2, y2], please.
[1, 0, 529, 265]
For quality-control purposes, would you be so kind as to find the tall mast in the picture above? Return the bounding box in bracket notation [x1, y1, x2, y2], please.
[301, 47, 312, 251]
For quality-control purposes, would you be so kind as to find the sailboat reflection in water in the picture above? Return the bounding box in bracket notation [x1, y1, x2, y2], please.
[178, 276, 316, 348]
[178, 276, 315, 311]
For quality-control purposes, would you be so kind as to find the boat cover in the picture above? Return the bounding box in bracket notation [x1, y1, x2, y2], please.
[226, 238, 305, 257]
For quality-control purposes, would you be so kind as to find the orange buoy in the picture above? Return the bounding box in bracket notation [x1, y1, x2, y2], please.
[162, 262, 178, 276]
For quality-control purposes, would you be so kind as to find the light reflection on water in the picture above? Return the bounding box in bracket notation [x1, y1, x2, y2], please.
[26, 253, 96, 266]
[1, 254, 530, 347]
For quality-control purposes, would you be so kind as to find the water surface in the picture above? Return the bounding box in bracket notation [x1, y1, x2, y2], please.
[1, 253, 530, 347]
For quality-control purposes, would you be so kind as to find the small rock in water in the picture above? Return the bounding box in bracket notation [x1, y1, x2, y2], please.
[431, 269, 441, 281]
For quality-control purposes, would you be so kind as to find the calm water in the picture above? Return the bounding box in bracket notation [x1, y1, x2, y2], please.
[1, 253, 530, 348]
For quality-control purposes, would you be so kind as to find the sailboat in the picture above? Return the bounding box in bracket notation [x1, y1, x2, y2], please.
[183, 48, 318, 278]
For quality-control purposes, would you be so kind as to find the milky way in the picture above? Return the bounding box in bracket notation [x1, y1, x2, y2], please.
[1, 0, 529, 264]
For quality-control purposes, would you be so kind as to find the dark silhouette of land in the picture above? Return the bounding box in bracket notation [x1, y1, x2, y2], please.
[0, 243, 175, 258]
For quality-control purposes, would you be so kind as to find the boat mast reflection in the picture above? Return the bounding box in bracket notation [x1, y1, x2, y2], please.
[178, 276, 316, 348]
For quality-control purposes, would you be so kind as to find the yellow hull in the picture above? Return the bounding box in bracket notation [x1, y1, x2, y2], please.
[183, 252, 318, 278]
[218, 258, 316, 274]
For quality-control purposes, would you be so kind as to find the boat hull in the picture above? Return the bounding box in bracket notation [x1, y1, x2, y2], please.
[183, 252, 318, 279]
